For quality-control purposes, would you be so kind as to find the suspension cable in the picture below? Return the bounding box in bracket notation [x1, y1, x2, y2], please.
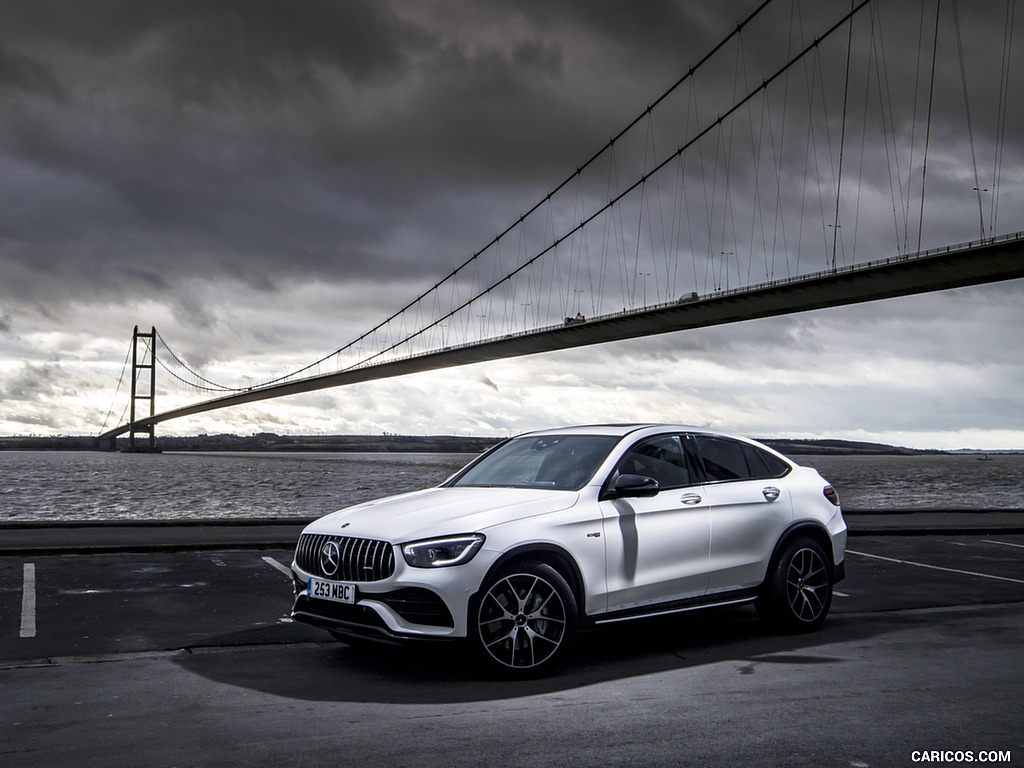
[97, 339, 133, 435]
[348, 0, 874, 371]
[155, 330, 239, 392]
[240, 0, 779, 390]
[141, 0, 875, 399]
[154, 354, 237, 393]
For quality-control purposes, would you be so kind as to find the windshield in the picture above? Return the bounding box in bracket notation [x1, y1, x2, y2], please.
[450, 434, 619, 491]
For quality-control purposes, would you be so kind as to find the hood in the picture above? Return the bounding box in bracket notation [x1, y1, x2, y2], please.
[303, 486, 581, 543]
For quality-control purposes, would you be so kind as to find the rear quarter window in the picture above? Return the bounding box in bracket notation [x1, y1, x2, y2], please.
[695, 436, 790, 482]
[742, 443, 790, 479]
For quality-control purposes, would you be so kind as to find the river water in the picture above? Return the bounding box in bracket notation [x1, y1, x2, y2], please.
[0, 450, 1022, 523]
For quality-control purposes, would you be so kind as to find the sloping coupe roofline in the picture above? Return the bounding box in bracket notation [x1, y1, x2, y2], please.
[514, 423, 735, 439]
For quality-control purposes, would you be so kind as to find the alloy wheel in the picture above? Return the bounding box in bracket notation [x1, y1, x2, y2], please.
[786, 546, 829, 623]
[477, 571, 568, 670]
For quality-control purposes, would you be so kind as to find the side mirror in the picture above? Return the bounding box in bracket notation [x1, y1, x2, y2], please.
[603, 473, 660, 500]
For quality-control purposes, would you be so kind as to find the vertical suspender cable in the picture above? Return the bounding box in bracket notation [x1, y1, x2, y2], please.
[831, 0, 857, 270]
[903, 0, 928, 253]
[917, 0, 942, 254]
[990, 0, 1015, 237]
[951, 0, 986, 240]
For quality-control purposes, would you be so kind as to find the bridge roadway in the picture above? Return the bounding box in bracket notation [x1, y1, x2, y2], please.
[98, 233, 1024, 441]
[2, 513, 1022, 767]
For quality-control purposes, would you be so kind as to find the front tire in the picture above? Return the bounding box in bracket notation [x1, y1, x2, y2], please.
[474, 561, 577, 676]
[758, 538, 833, 632]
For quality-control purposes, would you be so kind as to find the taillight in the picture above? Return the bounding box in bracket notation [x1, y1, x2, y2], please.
[823, 485, 840, 506]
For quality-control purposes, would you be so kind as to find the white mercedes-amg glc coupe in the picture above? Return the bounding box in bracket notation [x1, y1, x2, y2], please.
[290, 424, 846, 676]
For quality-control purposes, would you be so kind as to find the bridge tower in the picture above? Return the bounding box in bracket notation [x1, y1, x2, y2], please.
[128, 325, 158, 451]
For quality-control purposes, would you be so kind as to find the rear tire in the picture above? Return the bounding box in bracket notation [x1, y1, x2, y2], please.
[473, 560, 577, 677]
[758, 538, 833, 632]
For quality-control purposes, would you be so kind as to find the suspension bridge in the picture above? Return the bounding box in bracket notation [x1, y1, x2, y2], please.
[97, 0, 1024, 449]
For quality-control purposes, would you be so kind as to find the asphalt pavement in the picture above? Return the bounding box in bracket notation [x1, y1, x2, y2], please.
[2, 534, 1022, 767]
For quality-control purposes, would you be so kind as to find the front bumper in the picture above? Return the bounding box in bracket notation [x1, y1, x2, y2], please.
[289, 543, 502, 642]
[291, 575, 460, 644]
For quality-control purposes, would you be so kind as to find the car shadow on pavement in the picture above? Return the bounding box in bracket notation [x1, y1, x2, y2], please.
[173, 605, 901, 704]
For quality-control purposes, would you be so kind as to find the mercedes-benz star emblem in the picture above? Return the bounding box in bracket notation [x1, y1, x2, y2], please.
[319, 540, 341, 577]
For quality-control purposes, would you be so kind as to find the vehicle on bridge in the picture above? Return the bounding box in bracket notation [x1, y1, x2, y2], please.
[290, 424, 847, 677]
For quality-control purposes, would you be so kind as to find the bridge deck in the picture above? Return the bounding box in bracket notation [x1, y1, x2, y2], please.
[99, 234, 1024, 441]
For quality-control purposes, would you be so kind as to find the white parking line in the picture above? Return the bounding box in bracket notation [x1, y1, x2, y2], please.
[984, 540, 1024, 550]
[847, 549, 1024, 585]
[262, 556, 292, 579]
[20, 563, 36, 638]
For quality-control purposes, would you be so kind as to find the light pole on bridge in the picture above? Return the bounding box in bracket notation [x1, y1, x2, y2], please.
[973, 187, 989, 240]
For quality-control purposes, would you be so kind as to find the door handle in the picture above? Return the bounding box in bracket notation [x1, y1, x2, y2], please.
[762, 486, 781, 502]
[680, 493, 703, 505]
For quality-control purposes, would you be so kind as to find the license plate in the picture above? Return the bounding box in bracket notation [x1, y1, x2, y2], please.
[307, 578, 356, 604]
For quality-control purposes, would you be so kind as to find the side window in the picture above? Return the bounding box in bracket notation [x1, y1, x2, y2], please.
[695, 436, 790, 482]
[616, 435, 692, 489]
[695, 436, 751, 481]
[742, 444, 790, 479]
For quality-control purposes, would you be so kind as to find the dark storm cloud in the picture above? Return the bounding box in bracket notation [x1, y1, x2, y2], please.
[0, 0, 1021, 445]
[0, 1, 570, 315]
[0, 47, 63, 98]
[0, 3, 820, 291]
[0, 0, 768, 309]
[3, 0, 424, 85]
[3, 0, 1018, 303]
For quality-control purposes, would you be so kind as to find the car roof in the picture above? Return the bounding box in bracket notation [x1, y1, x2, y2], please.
[515, 424, 734, 439]
[509, 424, 791, 463]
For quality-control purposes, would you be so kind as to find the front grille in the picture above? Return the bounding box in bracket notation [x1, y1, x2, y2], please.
[295, 533, 395, 582]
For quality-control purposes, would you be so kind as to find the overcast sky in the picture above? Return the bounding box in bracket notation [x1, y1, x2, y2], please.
[1, 0, 1022, 450]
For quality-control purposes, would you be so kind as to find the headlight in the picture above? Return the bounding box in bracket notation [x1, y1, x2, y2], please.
[401, 534, 485, 568]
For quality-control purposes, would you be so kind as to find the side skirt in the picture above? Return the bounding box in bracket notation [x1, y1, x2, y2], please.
[588, 589, 760, 628]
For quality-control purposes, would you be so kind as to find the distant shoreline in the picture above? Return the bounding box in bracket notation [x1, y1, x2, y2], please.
[2, 432, 1010, 455]
[0, 433, 502, 454]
